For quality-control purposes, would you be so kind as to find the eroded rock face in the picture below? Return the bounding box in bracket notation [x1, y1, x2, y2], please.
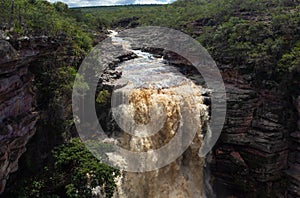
[211, 65, 292, 197]
[0, 37, 59, 193]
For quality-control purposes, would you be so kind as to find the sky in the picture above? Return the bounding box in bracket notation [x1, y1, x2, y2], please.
[48, 0, 176, 7]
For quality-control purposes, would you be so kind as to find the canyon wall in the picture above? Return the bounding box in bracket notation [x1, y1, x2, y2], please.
[0, 39, 37, 193]
[211, 64, 298, 197]
[0, 36, 60, 193]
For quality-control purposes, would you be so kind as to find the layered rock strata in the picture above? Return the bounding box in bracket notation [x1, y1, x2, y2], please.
[0, 36, 59, 193]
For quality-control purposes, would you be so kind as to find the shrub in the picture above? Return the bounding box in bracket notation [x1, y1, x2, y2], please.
[96, 90, 110, 105]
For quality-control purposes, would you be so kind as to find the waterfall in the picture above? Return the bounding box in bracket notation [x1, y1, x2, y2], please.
[104, 30, 212, 198]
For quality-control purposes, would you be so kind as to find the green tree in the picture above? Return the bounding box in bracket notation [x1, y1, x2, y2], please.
[52, 138, 120, 198]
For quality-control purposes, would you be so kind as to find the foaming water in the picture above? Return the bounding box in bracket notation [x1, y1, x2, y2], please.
[113, 86, 208, 198]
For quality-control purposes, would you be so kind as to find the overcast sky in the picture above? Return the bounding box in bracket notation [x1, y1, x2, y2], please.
[48, 0, 176, 7]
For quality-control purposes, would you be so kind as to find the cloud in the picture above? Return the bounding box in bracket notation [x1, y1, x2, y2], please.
[48, 0, 176, 7]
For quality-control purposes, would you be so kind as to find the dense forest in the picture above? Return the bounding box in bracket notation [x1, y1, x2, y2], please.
[0, 0, 299, 197]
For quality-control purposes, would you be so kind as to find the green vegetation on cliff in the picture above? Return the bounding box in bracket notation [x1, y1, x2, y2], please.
[0, 0, 92, 54]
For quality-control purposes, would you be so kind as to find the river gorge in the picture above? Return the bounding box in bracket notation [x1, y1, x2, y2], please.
[0, 10, 299, 197]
